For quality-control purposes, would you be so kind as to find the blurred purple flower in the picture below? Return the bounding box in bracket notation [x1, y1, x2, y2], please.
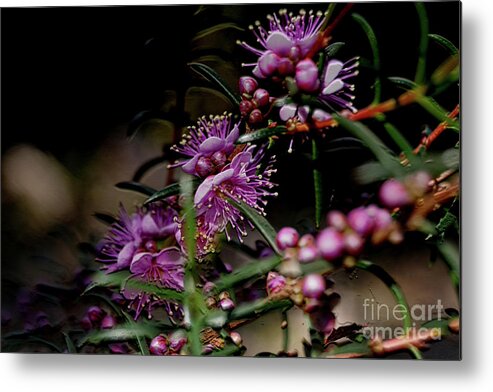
[97, 203, 178, 273]
[239, 9, 327, 78]
[170, 114, 239, 177]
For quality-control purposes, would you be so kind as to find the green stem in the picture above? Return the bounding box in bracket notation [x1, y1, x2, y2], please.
[312, 138, 323, 229]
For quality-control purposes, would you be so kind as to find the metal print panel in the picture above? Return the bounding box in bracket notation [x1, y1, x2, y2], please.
[1, 1, 460, 359]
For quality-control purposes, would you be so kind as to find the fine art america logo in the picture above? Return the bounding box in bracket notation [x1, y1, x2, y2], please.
[362, 298, 445, 340]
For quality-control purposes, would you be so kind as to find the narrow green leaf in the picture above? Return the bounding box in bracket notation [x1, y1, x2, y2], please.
[193, 23, 243, 41]
[352, 13, 381, 104]
[383, 122, 419, 166]
[63, 332, 77, 353]
[228, 198, 280, 254]
[188, 62, 241, 106]
[115, 181, 156, 197]
[230, 298, 292, 320]
[429, 34, 458, 56]
[437, 241, 460, 289]
[235, 126, 287, 144]
[323, 339, 372, 357]
[333, 114, 403, 177]
[213, 255, 282, 292]
[300, 259, 334, 275]
[78, 325, 159, 347]
[93, 212, 117, 226]
[122, 312, 150, 355]
[353, 161, 392, 185]
[312, 139, 323, 228]
[144, 180, 199, 205]
[388, 76, 418, 90]
[324, 41, 346, 58]
[415, 3, 429, 84]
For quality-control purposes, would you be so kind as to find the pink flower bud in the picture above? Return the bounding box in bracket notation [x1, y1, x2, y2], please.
[316, 227, 345, 261]
[289, 46, 301, 62]
[347, 207, 374, 237]
[239, 99, 254, 116]
[149, 335, 169, 356]
[278, 57, 295, 75]
[344, 231, 365, 256]
[248, 108, 263, 124]
[211, 150, 227, 167]
[276, 227, 300, 250]
[298, 234, 316, 248]
[298, 245, 319, 263]
[302, 274, 326, 299]
[100, 314, 117, 329]
[80, 315, 92, 331]
[253, 88, 270, 108]
[327, 210, 347, 231]
[195, 156, 214, 177]
[144, 239, 157, 252]
[258, 51, 280, 76]
[295, 59, 320, 92]
[220, 298, 235, 311]
[87, 306, 105, 323]
[230, 331, 242, 346]
[169, 331, 187, 353]
[407, 171, 432, 197]
[379, 179, 412, 209]
[266, 271, 286, 296]
[239, 76, 258, 96]
[368, 206, 393, 231]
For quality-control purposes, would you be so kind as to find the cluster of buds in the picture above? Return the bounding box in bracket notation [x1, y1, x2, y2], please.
[266, 271, 339, 334]
[275, 205, 403, 266]
[80, 306, 117, 331]
[149, 330, 187, 356]
[379, 171, 433, 209]
[202, 282, 236, 312]
[239, 76, 271, 125]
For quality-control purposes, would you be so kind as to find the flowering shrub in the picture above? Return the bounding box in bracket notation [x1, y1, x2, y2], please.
[2, 3, 459, 358]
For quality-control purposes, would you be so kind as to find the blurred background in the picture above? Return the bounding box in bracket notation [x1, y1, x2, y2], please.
[1, 2, 460, 357]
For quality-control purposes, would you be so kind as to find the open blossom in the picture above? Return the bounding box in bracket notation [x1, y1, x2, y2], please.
[170, 114, 239, 178]
[239, 9, 327, 78]
[97, 203, 178, 273]
[177, 146, 277, 256]
[280, 57, 359, 123]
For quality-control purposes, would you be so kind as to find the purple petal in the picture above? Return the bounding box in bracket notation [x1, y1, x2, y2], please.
[212, 168, 235, 186]
[258, 51, 280, 77]
[155, 247, 184, 267]
[130, 252, 153, 274]
[141, 214, 160, 236]
[298, 34, 319, 57]
[322, 79, 344, 95]
[252, 65, 266, 79]
[117, 242, 136, 269]
[225, 124, 240, 149]
[182, 154, 200, 175]
[312, 109, 332, 122]
[231, 151, 252, 171]
[279, 103, 298, 121]
[199, 137, 225, 155]
[265, 31, 293, 57]
[194, 175, 215, 205]
[297, 105, 311, 123]
[323, 60, 343, 86]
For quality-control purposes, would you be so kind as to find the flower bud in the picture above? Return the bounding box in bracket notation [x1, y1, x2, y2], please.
[289, 46, 301, 62]
[253, 88, 270, 108]
[219, 298, 235, 311]
[195, 156, 214, 177]
[316, 227, 345, 261]
[347, 207, 374, 237]
[211, 150, 227, 167]
[80, 315, 92, 331]
[302, 274, 326, 299]
[407, 171, 432, 197]
[101, 314, 117, 329]
[169, 331, 187, 353]
[230, 331, 242, 346]
[144, 239, 157, 253]
[327, 210, 347, 231]
[344, 231, 365, 256]
[239, 99, 254, 116]
[379, 179, 412, 209]
[248, 108, 263, 124]
[369, 206, 393, 231]
[298, 245, 319, 263]
[203, 281, 216, 294]
[149, 335, 169, 356]
[239, 76, 258, 96]
[87, 306, 105, 323]
[266, 271, 287, 296]
[276, 227, 299, 250]
[258, 51, 280, 76]
[295, 59, 320, 92]
[298, 234, 316, 248]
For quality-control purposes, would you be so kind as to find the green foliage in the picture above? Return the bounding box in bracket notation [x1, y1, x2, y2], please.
[115, 181, 157, 197]
[235, 126, 287, 144]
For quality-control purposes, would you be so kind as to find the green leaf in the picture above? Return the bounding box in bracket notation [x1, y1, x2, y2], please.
[415, 3, 429, 84]
[353, 161, 392, 185]
[388, 76, 418, 90]
[144, 180, 199, 205]
[227, 198, 280, 254]
[323, 339, 372, 357]
[324, 41, 346, 58]
[122, 312, 150, 355]
[333, 114, 403, 177]
[383, 122, 420, 167]
[115, 181, 157, 197]
[230, 298, 292, 320]
[312, 139, 323, 228]
[63, 332, 77, 353]
[213, 255, 282, 292]
[429, 34, 459, 56]
[352, 13, 381, 104]
[299, 259, 334, 276]
[193, 23, 244, 41]
[93, 212, 117, 225]
[235, 126, 287, 144]
[78, 323, 159, 348]
[188, 62, 241, 106]
[437, 241, 460, 289]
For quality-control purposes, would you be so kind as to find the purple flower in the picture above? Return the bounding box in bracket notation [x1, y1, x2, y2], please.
[280, 57, 358, 124]
[170, 114, 239, 178]
[97, 203, 178, 273]
[239, 9, 327, 78]
[190, 147, 277, 253]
